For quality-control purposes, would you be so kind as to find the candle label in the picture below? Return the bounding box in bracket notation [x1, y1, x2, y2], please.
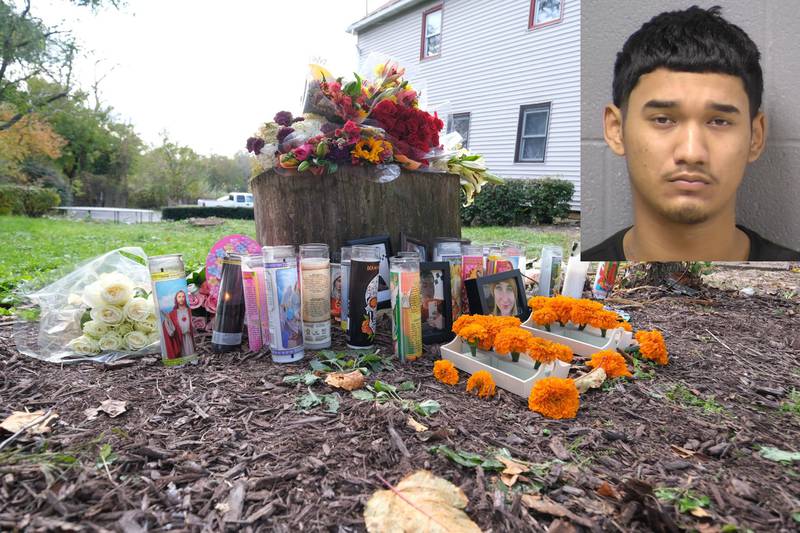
[265, 262, 304, 361]
[461, 255, 484, 314]
[440, 255, 463, 322]
[347, 259, 379, 349]
[592, 261, 619, 300]
[340, 262, 350, 332]
[151, 270, 198, 366]
[390, 270, 422, 362]
[241, 264, 269, 352]
[330, 263, 341, 320]
[301, 258, 331, 349]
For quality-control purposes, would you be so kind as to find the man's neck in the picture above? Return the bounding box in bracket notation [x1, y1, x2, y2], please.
[624, 211, 750, 261]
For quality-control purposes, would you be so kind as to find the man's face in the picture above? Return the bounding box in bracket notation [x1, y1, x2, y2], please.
[606, 68, 765, 225]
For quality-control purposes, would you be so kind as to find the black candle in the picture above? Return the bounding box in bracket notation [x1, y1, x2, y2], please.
[212, 254, 245, 352]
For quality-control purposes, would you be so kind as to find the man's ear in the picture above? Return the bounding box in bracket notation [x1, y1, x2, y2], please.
[603, 104, 625, 156]
[748, 112, 766, 162]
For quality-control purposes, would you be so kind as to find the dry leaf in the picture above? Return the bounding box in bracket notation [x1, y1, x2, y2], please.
[574, 367, 606, 393]
[596, 481, 621, 500]
[498, 456, 528, 476]
[500, 473, 519, 487]
[521, 494, 570, 518]
[690, 507, 711, 518]
[325, 370, 366, 391]
[670, 444, 696, 459]
[364, 470, 481, 533]
[0, 411, 58, 435]
[548, 437, 571, 461]
[407, 417, 428, 433]
[85, 400, 128, 420]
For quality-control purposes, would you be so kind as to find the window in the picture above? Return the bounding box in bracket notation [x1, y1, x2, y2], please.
[529, 0, 564, 30]
[420, 5, 442, 59]
[236, 195, 245, 203]
[515, 103, 551, 162]
[446, 113, 471, 148]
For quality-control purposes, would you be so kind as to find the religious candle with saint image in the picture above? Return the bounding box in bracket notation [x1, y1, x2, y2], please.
[149, 253, 198, 367]
[264, 245, 304, 363]
[390, 255, 422, 362]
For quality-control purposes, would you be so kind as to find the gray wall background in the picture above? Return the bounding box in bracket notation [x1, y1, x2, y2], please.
[581, 0, 800, 252]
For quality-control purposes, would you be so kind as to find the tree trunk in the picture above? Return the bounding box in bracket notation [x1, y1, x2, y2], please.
[251, 167, 462, 256]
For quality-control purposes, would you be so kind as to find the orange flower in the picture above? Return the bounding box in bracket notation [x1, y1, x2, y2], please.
[452, 314, 480, 335]
[493, 327, 533, 357]
[570, 299, 603, 327]
[548, 296, 574, 326]
[458, 324, 487, 345]
[466, 370, 496, 399]
[619, 321, 633, 332]
[526, 336, 558, 365]
[528, 377, 579, 419]
[588, 309, 620, 333]
[532, 308, 558, 330]
[586, 350, 632, 379]
[433, 360, 459, 385]
[527, 296, 551, 312]
[634, 330, 669, 365]
[550, 342, 573, 364]
[480, 316, 521, 351]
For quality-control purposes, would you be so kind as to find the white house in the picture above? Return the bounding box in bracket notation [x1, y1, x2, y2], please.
[348, 0, 581, 208]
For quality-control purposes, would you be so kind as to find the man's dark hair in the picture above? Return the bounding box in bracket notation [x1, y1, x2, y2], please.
[612, 5, 763, 119]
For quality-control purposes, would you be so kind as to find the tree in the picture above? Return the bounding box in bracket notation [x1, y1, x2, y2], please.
[132, 135, 205, 206]
[202, 153, 249, 194]
[0, 102, 65, 180]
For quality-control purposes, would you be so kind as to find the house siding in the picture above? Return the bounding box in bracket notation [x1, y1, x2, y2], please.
[354, 0, 581, 209]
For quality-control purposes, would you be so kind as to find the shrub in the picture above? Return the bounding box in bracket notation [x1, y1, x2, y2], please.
[161, 205, 255, 221]
[0, 184, 61, 217]
[461, 178, 574, 227]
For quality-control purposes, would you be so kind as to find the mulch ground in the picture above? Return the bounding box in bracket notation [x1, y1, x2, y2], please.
[2, 281, 800, 532]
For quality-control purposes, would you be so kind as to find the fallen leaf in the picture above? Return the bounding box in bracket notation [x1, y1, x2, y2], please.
[759, 446, 800, 463]
[690, 507, 711, 518]
[549, 437, 571, 461]
[574, 367, 606, 393]
[497, 456, 528, 476]
[500, 473, 519, 487]
[325, 370, 366, 391]
[596, 481, 621, 500]
[85, 400, 128, 420]
[670, 444, 696, 459]
[694, 524, 720, 533]
[0, 411, 58, 435]
[407, 417, 428, 433]
[364, 470, 481, 533]
[521, 495, 597, 529]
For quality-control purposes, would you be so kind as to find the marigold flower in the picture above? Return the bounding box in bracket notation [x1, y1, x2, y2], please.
[532, 308, 558, 331]
[634, 330, 669, 365]
[588, 309, 620, 335]
[550, 342, 573, 364]
[619, 321, 633, 332]
[493, 327, 533, 362]
[466, 370, 496, 399]
[452, 314, 480, 335]
[527, 296, 550, 312]
[433, 360, 459, 385]
[458, 324, 487, 344]
[548, 296, 574, 326]
[586, 350, 632, 379]
[570, 299, 603, 327]
[528, 377, 580, 419]
[527, 336, 558, 365]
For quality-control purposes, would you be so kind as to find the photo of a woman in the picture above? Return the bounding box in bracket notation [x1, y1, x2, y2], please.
[161, 290, 195, 359]
[489, 280, 519, 317]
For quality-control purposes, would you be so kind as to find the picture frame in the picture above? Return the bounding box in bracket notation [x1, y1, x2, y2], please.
[529, 0, 564, 30]
[345, 235, 393, 309]
[400, 232, 428, 262]
[465, 269, 530, 322]
[420, 261, 454, 344]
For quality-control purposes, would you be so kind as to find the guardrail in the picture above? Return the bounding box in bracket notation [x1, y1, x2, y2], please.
[55, 207, 161, 223]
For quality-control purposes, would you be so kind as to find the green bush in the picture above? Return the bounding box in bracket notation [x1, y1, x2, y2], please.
[461, 178, 574, 226]
[0, 184, 61, 217]
[161, 205, 254, 221]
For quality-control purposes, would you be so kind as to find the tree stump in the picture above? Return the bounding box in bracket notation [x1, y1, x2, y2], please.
[251, 167, 462, 255]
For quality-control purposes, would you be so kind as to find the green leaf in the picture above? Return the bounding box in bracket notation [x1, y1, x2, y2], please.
[792, 512, 800, 524]
[413, 399, 441, 417]
[760, 446, 800, 463]
[296, 389, 322, 410]
[309, 359, 331, 372]
[373, 380, 397, 394]
[283, 372, 320, 386]
[374, 391, 391, 402]
[431, 445, 504, 471]
[398, 380, 415, 391]
[351, 390, 375, 401]
[323, 393, 340, 414]
[677, 494, 709, 514]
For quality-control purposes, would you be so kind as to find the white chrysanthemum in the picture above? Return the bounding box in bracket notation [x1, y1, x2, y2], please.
[124, 330, 150, 351]
[292, 116, 324, 138]
[98, 332, 123, 351]
[256, 143, 278, 169]
[258, 122, 280, 144]
[82, 320, 110, 339]
[124, 297, 153, 322]
[67, 335, 100, 355]
[96, 272, 135, 306]
[135, 314, 157, 333]
[90, 304, 125, 325]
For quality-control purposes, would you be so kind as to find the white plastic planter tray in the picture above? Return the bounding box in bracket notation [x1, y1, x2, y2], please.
[521, 319, 632, 356]
[440, 336, 571, 399]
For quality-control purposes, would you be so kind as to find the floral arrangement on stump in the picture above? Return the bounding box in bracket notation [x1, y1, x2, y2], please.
[245, 60, 502, 205]
[527, 295, 626, 337]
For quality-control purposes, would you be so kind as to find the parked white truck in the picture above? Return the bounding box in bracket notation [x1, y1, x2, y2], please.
[197, 192, 254, 208]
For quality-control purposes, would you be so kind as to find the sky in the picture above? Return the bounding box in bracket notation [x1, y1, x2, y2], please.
[40, 0, 388, 157]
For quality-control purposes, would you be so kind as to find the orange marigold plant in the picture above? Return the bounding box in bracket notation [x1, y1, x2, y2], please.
[586, 350, 632, 379]
[548, 295, 574, 326]
[479, 316, 521, 351]
[452, 314, 481, 335]
[526, 336, 558, 367]
[457, 323, 487, 357]
[527, 296, 551, 312]
[588, 309, 620, 337]
[528, 377, 579, 419]
[634, 330, 669, 365]
[466, 370, 496, 399]
[619, 321, 633, 332]
[550, 342, 574, 364]
[570, 299, 603, 330]
[433, 360, 459, 385]
[532, 307, 558, 332]
[493, 327, 533, 362]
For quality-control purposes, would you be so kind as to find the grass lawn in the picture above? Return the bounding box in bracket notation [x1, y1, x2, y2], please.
[0, 215, 577, 311]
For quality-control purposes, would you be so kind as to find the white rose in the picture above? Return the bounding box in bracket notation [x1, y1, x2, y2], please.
[148, 332, 160, 345]
[124, 330, 150, 351]
[135, 314, 157, 333]
[67, 335, 100, 355]
[124, 297, 153, 322]
[97, 272, 135, 306]
[82, 320, 110, 339]
[116, 322, 134, 336]
[98, 332, 123, 351]
[68, 292, 83, 306]
[82, 281, 104, 308]
[90, 304, 125, 325]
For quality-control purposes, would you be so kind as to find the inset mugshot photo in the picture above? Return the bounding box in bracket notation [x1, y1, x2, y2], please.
[581, 1, 800, 261]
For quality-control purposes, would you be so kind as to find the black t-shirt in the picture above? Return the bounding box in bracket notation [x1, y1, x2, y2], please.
[581, 225, 800, 261]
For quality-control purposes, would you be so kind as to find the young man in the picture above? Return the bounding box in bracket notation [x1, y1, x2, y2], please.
[582, 6, 800, 261]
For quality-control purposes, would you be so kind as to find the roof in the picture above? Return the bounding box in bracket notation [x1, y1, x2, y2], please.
[347, 0, 427, 34]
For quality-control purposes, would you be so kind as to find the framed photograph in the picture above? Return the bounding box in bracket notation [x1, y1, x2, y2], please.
[465, 269, 530, 322]
[345, 235, 392, 309]
[400, 233, 428, 261]
[420, 261, 454, 344]
[529, 0, 564, 29]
